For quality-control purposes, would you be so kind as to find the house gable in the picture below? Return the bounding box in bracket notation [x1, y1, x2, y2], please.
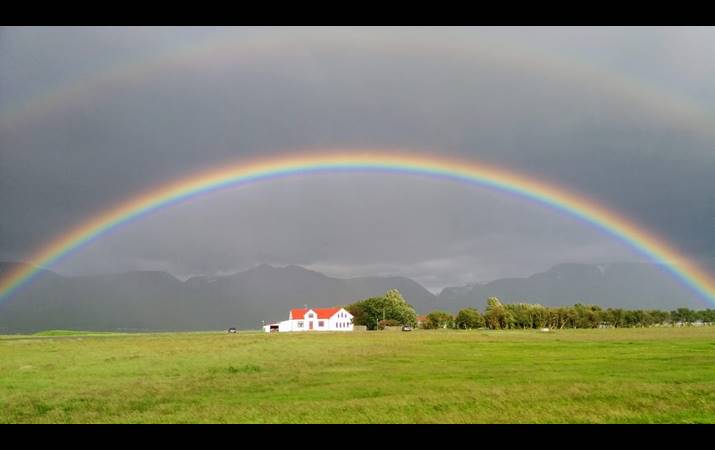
[290, 307, 351, 320]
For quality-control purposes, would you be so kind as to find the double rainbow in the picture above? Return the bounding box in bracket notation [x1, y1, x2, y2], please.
[1, 150, 714, 306]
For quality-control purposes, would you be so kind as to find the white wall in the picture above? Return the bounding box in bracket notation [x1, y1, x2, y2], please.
[327, 309, 354, 331]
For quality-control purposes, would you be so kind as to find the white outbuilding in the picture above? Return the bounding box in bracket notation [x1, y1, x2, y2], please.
[263, 307, 354, 332]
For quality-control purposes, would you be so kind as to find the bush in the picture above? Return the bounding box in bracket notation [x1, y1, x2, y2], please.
[378, 319, 401, 330]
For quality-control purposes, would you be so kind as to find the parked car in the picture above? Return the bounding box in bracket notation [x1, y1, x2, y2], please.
[401, 325, 413, 332]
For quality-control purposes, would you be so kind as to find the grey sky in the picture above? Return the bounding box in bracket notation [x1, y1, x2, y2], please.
[1, 27, 714, 292]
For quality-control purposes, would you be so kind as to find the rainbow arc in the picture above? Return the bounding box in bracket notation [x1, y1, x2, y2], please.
[1, 150, 714, 306]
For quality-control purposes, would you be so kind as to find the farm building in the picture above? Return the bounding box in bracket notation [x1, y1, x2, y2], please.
[262, 307, 354, 332]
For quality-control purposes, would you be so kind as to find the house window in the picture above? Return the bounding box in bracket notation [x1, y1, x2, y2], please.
[297, 321, 303, 328]
[318, 321, 324, 327]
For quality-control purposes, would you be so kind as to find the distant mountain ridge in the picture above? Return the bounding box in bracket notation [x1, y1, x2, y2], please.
[0, 261, 703, 333]
[437, 262, 702, 311]
[0, 262, 437, 332]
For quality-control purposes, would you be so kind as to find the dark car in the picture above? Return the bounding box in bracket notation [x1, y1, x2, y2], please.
[402, 325, 413, 332]
[228, 327, 237, 333]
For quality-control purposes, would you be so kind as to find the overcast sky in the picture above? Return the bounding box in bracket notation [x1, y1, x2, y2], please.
[1, 27, 714, 292]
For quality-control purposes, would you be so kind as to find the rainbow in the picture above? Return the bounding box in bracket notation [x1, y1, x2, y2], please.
[2, 29, 713, 139]
[1, 150, 714, 306]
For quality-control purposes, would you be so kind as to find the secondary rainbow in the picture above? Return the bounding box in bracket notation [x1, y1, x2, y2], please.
[2, 29, 713, 139]
[1, 150, 714, 306]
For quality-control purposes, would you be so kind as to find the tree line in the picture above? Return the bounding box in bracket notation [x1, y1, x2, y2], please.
[423, 297, 715, 330]
[346, 290, 714, 330]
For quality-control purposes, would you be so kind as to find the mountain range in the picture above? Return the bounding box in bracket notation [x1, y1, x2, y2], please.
[0, 261, 703, 333]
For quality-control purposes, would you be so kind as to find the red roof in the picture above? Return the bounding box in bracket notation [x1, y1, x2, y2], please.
[290, 307, 344, 320]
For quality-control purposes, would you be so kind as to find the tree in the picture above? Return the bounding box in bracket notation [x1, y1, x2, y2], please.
[424, 310, 454, 329]
[506, 303, 549, 329]
[346, 302, 370, 327]
[531, 304, 550, 329]
[649, 310, 671, 326]
[346, 289, 417, 330]
[605, 308, 625, 328]
[701, 309, 715, 325]
[455, 308, 485, 329]
[671, 308, 695, 326]
[384, 288, 404, 304]
[547, 307, 571, 329]
[572, 303, 602, 328]
[483, 297, 514, 330]
[506, 303, 529, 329]
[381, 289, 417, 327]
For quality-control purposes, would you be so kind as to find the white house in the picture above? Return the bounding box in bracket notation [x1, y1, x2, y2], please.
[263, 307, 354, 332]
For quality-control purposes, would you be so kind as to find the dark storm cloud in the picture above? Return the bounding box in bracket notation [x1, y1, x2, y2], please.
[1, 27, 714, 289]
[52, 175, 636, 291]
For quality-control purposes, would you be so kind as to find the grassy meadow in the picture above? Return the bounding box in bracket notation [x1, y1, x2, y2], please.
[1, 327, 715, 423]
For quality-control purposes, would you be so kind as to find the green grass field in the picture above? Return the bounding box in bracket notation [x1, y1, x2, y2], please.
[1, 327, 714, 423]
